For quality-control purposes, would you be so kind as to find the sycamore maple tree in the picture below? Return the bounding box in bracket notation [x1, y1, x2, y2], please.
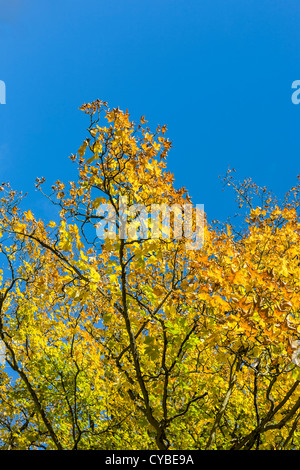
[1, 100, 300, 450]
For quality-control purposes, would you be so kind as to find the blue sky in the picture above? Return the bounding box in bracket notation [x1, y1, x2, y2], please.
[1, 0, 300, 225]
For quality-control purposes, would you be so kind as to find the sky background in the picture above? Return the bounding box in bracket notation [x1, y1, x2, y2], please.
[1, 0, 300, 226]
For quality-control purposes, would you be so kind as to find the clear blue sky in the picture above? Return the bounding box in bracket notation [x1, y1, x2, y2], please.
[1, 0, 300, 225]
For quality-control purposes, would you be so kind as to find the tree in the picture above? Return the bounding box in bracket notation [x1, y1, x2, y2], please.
[1, 100, 300, 450]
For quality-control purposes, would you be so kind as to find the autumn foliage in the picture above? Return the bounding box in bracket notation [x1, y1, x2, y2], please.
[1, 100, 300, 450]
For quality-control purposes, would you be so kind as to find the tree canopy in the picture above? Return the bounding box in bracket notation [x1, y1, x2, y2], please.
[1, 100, 300, 450]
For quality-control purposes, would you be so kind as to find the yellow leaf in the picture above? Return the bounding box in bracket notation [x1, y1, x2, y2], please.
[24, 210, 34, 221]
